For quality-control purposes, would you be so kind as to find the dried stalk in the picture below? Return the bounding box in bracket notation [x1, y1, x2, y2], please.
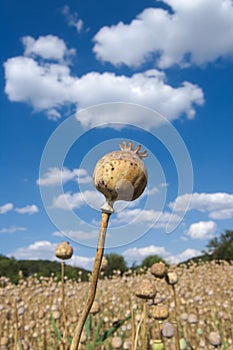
[61, 260, 69, 350]
[172, 284, 180, 350]
[70, 211, 111, 350]
[134, 312, 144, 350]
[13, 300, 18, 350]
[142, 300, 147, 350]
[131, 307, 135, 350]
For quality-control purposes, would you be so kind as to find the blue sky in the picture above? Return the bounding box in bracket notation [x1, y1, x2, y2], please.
[1, 0, 233, 270]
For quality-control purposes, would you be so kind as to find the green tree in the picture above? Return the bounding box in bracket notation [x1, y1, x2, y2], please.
[205, 230, 233, 262]
[141, 254, 167, 268]
[104, 253, 128, 277]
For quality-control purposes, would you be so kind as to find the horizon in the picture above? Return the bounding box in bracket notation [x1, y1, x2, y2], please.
[1, 0, 233, 271]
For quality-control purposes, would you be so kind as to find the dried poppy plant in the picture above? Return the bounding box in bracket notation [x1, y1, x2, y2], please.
[70, 141, 148, 350]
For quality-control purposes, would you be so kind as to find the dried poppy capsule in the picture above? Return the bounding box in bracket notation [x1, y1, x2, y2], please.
[90, 301, 100, 315]
[52, 310, 61, 320]
[55, 241, 73, 260]
[100, 256, 108, 270]
[93, 141, 148, 213]
[150, 262, 167, 279]
[162, 322, 175, 338]
[187, 313, 198, 324]
[208, 331, 222, 347]
[165, 271, 178, 285]
[111, 336, 123, 349]
[150, 304, 169, 321]
[135, 279, 156, 300]
[0, 337, 9, 346]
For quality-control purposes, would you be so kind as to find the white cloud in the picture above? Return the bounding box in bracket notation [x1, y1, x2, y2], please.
[22, 35, 75, 61]
[185, 221, 217, 240]
[62, 5, 87, 33]
[15, 205, 39, 215]
[170, 192, 233, 219]
[52, 190, 104, 210]
[93, 0, 233, 68]
[167, 248, 201, 264]
[4, 57, 75, 114]
[69, 256, 94, 270]
[4, 54, 204, 126]
[11, 241, 58, 260]
[0, 226, 27, 233]
[123, 245, 170, 264]
[0, 203, 13, 214]
[10, 240, 94, 270]
[115, 208, 181, 227]
[123, 245, 201, 265]
[37, 167, 91, 186]
[53, 229, 98, 240]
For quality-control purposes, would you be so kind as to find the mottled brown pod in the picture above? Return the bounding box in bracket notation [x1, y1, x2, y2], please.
[55, 241, 73, 260]
[93, 141, 148, 213]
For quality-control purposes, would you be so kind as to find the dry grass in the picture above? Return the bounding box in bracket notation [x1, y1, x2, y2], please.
[0, 260, 232, 349]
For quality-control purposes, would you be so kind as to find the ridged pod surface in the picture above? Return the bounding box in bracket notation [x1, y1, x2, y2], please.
[93, 141, 148, 213]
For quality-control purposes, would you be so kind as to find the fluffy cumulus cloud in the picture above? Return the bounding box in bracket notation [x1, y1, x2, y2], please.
[93, 0, 233, 68]
[170, 192, 233, 219]
[122, 245, 201, 265]
[11, 241, 58, 260]
[10, 240, 94, 270]
[4, 36, 204, 125]
[69, 256, 94, 270]
[0, 203, 13, 214]
[0, 202, 38, 215]
[53, 229, 99, 240]
[52, 190, 104, 211]
[167, 248, 201, 264]
[115, 208, 181, 228]
[15, 205, 39, 215]
[22, 35, 75, 61]
[37, 167, 91, 186]
[185, 220, 217, 240]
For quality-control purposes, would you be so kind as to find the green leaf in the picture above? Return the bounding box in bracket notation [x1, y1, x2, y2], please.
[96, 315, 130, 345]
[95, 318, 103, 339]
[51, 314, 62, 341]
[84, 314, 93, 340]
[17, 341, 23, 350]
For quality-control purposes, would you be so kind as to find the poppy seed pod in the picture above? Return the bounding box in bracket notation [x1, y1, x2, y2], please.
[150, 304, 169, 321]
[150, 262, 167, 279]
[208, 331, 222, 347]
[93, 141, 148, 213]
[187, 313, 198, 324]
[111, 336, 123, 349]
[0, 337, 9, 346]
[165, 271, 178, 285]
[90, 301, 100, 315]
[100, 256, 108, 270]
[55, 241, 73, 260]
[180, 338, 188, 350]
[135, 279, 156, 300]
[162, 322, 175, 338]
[151, 340, 165, 350]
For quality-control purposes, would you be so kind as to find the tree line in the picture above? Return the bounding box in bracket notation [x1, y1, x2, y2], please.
[0, 230, 232, 284]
